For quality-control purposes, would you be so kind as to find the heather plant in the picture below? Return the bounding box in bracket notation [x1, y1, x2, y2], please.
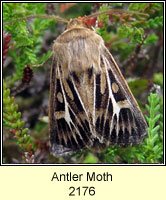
[3, 3, 163, 164]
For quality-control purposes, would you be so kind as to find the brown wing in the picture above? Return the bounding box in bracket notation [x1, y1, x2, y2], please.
[49, 58, 96, 157]
[49, 23, 147, 157]
[93, 46, 148, 147]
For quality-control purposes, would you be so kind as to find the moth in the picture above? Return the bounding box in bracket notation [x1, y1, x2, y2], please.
[49, 14, 147, 157]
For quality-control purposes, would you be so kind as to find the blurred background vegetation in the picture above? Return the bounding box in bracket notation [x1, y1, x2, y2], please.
[3, 2, 163, 164]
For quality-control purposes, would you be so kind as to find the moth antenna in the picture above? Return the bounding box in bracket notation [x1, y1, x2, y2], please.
[31, 52, 53, 68]
[3, 15, 69, 25]
[83, 9, 149, 21]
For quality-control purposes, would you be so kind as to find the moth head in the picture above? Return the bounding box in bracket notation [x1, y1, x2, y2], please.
[66, 17, 88, 29]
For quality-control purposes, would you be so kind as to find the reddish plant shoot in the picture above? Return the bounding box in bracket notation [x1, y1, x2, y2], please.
[3, 31, 12, 65]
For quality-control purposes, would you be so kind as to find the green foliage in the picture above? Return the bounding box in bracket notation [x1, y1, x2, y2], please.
[3, 3, 163, 164]
[109, 3, 123, 7]
[3, 80, 35, 156]
[144, 33, 158, 45]
[128, 3, 150, 11]
[153, 73, 163, 88]
[159, 97, 163, 144]
[118, 26, 144, 44]
[129, 2, 163, 13]
[3, 3, 54, 84]
[142, 16, 163, 29]
[59, 3, 92, 19]
[82, 153, 99, 163]
[95, 2, 163, 60]
[143, 93, 163, 163]
[128, 79, 149, 96]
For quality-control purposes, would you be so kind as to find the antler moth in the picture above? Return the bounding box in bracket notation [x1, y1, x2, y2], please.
[49, 16, 147, 157]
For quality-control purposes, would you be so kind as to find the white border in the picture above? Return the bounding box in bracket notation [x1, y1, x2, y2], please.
[1, 1, 165, 166]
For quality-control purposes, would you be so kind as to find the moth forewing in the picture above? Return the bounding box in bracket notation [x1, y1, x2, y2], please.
[102, 47, 147, 140]
[49, 18, 147, 157]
